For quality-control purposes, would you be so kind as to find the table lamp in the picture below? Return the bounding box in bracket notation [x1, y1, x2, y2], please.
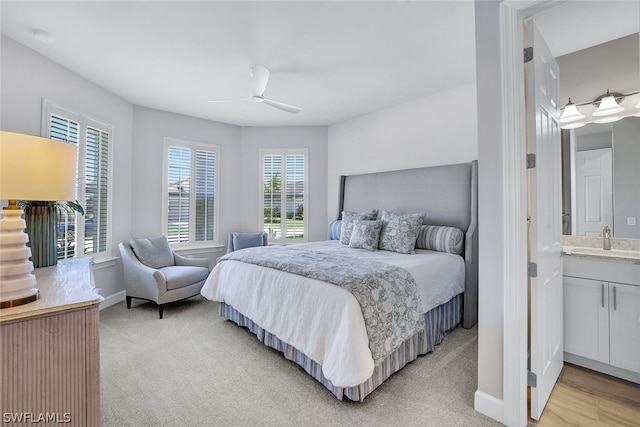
[0, 131, 77, 309]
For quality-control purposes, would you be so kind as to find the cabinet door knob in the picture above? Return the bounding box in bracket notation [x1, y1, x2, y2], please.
[601, 283, 605, 308]
[612, 285, 617, 311]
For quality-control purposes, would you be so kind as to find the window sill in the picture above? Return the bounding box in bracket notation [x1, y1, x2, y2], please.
[172, 245, 225, 256]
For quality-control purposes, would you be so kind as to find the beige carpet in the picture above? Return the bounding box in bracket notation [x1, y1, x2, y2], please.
[100, 296, 500, 426]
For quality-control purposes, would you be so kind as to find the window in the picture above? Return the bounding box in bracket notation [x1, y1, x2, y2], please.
[260, 149, 308, 243]
[43, 101, 112, 260]
[163, 138, 219, 246]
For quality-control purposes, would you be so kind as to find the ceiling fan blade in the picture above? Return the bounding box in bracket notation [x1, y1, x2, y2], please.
[262, 98, 302, 114]
[207, 97, 250, 103]
[250, 65, 270, 96]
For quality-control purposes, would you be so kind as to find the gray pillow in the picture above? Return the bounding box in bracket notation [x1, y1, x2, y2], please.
[340, 209, 378, 245]
[378, 211, 423, 254]
[233, 232, 266, 251]
[130, 236, 174, 269]
[328, 220, 342, 240]
[349, 220, 383, 251]
[415, 225, 464, 254]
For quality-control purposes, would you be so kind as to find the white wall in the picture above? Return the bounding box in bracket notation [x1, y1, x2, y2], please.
[240, 127, 328, 242]
[1, 35, 134, 299]
[326, 83, 478, 220]
[2, 36, 331, 301]
[473, 0, 505, 409]
[131, 106, 242, 262]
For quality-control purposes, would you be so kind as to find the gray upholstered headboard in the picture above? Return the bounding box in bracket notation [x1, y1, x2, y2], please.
[336, 161, 478, 329]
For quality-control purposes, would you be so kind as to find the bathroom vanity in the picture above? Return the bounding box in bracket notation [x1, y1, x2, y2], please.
[563, 242, 640, 384]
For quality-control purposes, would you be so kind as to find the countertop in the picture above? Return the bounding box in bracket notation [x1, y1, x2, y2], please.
[0, 257, 103, 323]
[563, 246, 640, 264]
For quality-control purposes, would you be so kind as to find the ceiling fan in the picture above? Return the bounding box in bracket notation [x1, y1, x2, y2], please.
[208, 64, 302, 114]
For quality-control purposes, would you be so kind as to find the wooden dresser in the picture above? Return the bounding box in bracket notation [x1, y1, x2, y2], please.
[0, 258, 103, 427]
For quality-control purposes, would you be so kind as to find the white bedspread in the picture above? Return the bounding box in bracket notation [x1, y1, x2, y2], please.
[200, 240, 464, 387]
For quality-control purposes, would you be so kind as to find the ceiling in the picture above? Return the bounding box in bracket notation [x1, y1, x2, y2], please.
[1, 1, 638, 127]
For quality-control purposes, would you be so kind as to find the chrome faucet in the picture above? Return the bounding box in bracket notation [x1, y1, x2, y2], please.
[603, 225, 611, 250]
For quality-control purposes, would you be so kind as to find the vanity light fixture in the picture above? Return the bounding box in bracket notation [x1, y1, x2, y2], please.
[592, 90, 624, 116]
[560, 89, 639, 129]
[559, 98, 585, 123]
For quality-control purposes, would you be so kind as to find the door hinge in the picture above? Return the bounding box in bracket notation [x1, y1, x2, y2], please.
[528, 371, 537, 388]
[527, 153, 536, 169]
[528, 262, 538, 278]
[524, 47, 533, 63]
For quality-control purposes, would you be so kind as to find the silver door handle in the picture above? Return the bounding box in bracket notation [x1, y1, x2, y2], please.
[613, 285, 617, 311]
[601, 283, 605, 308]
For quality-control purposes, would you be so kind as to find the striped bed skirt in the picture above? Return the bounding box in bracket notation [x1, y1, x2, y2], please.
[219, 293, 463, 402]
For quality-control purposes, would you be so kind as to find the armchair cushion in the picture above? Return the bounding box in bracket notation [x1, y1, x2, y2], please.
[130, 236, 174, 269]
[160, 266, 210, 291]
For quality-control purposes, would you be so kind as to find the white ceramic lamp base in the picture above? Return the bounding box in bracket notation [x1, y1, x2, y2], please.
[0, 206, 39, 309]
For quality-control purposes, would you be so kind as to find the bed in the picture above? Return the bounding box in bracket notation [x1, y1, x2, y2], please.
[201, 160, 478, 401]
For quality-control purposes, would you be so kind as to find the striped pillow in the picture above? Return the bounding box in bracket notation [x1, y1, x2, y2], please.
[328, 220, 342, 240]
[415, 225, 464, 254]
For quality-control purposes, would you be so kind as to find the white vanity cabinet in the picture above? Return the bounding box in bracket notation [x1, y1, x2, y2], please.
[563, 255, 640, 383]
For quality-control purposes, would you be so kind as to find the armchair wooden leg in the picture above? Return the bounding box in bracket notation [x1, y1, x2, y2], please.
[126, 296, 132, 309]
[158, 304, 164, 319]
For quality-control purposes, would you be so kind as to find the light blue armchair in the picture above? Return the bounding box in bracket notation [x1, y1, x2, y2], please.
[118, 236, 211, 319]
[225, 231, 269, 254]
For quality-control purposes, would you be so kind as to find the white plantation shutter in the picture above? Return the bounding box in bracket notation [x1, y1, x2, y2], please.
[43, 101, 112, 260]
[49, 113, 80, 259]
[167, 146, 191, 243]
[286, 154, 305, 239]
[164, 138, 218, 246]
[260, 149, 307, 243]
[84, 126, 109, 255]
[263, 154, 282, 236]
[195, 149, 216, 242]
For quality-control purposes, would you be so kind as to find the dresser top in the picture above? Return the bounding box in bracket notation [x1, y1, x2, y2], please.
[0, 258, 103, 323]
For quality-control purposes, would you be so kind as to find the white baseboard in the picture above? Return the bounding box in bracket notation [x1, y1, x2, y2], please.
[474, 390, 503, 424]
[99, 290, 126, 311]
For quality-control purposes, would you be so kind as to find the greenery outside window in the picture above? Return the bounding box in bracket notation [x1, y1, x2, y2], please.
[260, 149, 308, 243]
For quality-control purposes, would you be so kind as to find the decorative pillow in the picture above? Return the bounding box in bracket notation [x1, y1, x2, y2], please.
[378, 211, 423, 254]
[349, 220, 383, 251]
[415, 225, 464, 254]
[340, 209, 379, 245]
[232, 232, 266, 251]
[130, 236, 175, 269]
[328, 220, 342, 240]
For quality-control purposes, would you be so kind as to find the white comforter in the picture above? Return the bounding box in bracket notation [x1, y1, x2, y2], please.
[200, 240, 464, 387]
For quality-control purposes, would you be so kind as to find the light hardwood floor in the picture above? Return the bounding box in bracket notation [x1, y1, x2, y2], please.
[529, 363, 640, 426]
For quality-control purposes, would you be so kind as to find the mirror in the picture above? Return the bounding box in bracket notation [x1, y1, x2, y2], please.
[562, 116, 640, 238]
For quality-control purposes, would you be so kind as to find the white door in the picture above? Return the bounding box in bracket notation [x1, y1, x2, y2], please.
[526, 21, 564, 421]
[575, 148, 613, 237]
